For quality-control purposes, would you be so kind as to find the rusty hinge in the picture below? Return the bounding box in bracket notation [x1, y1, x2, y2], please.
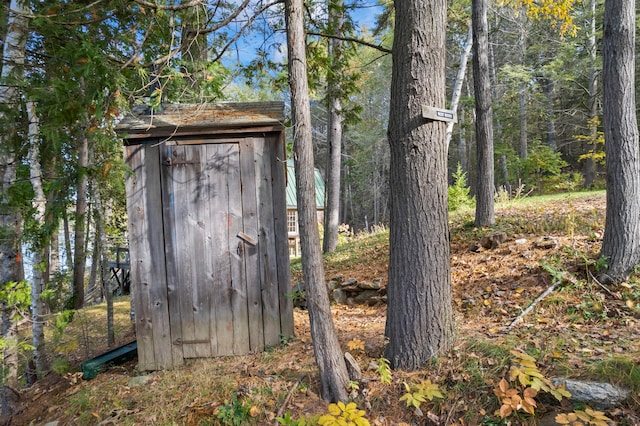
[162, 158, 201, 166]
[173, 338, 210, 345]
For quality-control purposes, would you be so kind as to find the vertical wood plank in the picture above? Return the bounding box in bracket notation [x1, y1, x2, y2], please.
[212, 143, 235, 355]
[124, 144, 156, 371]
[203, 144, 223, 356]
[160, 144, 185, 367]
[172, 146, 198, 359]
[239, 138, 265, 352]
[125, 143, 174, 370]
[190, 145, 212, 358]
[228, 143, 251, 354]
[270, 134, 294, 338]
[252, 136, 281, 346]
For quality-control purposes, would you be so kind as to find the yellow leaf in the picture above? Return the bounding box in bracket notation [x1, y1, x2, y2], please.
[249, 405, 260, 417]
[347, 338, 365, 351]
[92, 412, 100, 418]
[328, 403, 342, 416]
[483, 299, 491, 306]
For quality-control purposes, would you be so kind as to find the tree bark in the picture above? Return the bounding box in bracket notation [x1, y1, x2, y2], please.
[384, 0, 455, 370]
[94, 192, 115, 347]
[285, 0, 349, 402]
[71, 112, 90, 310]
[446, 24, 473, 150]
[472, 0, 495, 226]
[600, 0, 640, 283]
[0, 0, 28, 416]
[322, 0, 344, 253]
[584, 0, 599, 188]
[26, 101, 49, 378]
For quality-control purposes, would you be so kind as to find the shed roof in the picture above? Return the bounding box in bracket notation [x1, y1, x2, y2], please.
[116, 102, 285, 140]
[286, 159, 325, 209]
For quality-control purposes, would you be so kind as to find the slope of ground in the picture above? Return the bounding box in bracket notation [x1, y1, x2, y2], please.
[10, 191, 640, 425]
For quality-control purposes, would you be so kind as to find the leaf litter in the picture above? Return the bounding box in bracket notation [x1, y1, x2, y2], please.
[11, 191, 640, 425]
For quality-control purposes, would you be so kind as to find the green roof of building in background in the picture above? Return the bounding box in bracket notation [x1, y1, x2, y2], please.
[286, 159, 325, 209]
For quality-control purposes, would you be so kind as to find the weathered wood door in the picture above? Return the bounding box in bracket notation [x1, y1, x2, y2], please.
[160, 139, 264, 359]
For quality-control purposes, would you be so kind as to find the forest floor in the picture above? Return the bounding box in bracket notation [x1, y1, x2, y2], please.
[9, 190, 640, 426]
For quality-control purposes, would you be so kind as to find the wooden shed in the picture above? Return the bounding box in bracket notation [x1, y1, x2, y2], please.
[116, 102, 293, 371]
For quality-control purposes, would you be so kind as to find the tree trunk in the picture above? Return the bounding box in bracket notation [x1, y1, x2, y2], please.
[446, 24, 473, 150]
[472, 0, 495, 227]
[94, 192, 115, 347]
[584, 0, 599, 188]
[285, 0, 349, 402]
[0, 0, 29, 416]
[63, 210, 73, 272]
[600, 0, 640, 283]
[541, 78, 557, 151]
[518, 19, 528, 159]
[71, 116, 90, 310]
[26, 101, 49, 378]
[323, 0, 345, 253]
[384, 0, 455, 370]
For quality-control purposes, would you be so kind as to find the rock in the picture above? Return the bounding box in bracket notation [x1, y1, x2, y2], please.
[326, 280, 340, 291]
[372, 277, 384, 287]
[551, 378, 630, 410]
[515, 238, 528, 244]
[291, 282, 307, 309]
[332, 288, 348, 304]
[480, 231, 508, 249]
[128, 375, 153, 387]
[353, 290, 382, 303]
[341, 278, 358, 287]
[344, 352, 362, 381]
[468, 241, 482, 252]
[367, 361, 380, 371]
[534, 236, 558, 249]
[44, 422, 60, 426]
[357, 281, 379, 290]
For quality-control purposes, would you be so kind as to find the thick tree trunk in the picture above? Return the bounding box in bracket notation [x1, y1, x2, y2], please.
[472, 0, 495, 226]
[446, 24, 473, 150]
[285, 0, 349, 402]
[323, 0, 345, 253]
[26, 101, 49, 378]
[600, 0, 640, 283]
[384, 0, 455, 370]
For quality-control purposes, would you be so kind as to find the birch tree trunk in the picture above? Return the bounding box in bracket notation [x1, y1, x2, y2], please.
[26, 101, 49, 377]
[0, 0, 29, 417]
[285, 0, 349, 402]
[600, 0, 640, 283]
[472, 0, 495, 226]
[446, 24, 473, 150]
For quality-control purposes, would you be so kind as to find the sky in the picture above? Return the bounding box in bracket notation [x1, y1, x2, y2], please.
[221, 0, 384, 70]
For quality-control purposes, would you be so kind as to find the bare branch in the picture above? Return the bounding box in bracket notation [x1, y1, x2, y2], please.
[307, 31, 392, 54]
[131, 0, 208, 11]
[210, 0, 284, 63]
